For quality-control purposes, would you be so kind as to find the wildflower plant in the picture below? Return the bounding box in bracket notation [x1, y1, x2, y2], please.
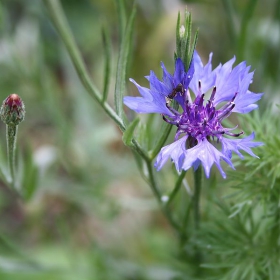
[2, 0, 278, 278]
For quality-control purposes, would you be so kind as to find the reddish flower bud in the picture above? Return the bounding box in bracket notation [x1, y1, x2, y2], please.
[0, 94, 25, 125]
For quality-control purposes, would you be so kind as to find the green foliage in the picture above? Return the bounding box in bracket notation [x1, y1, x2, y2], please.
[225, 106, 280, 201]
[199, 201, 280, 280]
[0, 0, 279, 279]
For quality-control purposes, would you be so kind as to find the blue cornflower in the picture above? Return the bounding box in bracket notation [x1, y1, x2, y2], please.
[124, 51, 263, 178]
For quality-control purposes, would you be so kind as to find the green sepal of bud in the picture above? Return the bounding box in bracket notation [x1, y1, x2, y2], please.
[175, 8, 199, 70]
[0, 94, 25, 126]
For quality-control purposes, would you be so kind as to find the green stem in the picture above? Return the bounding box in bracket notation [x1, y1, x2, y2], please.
[167, 170, 187, 207]
[43, 0, 125, 132]
[145, 160, 180, 231]
[193, 166, 202, 232]
[145, 160, 161, 200]
[193, 165, 202, 268]
[6, 124, 18, 190]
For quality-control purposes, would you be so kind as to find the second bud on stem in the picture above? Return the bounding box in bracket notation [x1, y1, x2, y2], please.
[0, 94, 25, 190]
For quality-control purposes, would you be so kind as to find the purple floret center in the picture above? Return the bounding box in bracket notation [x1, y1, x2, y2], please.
[163, 81, 243, 146]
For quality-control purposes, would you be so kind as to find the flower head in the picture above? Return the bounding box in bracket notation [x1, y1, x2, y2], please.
[0, 93, 25, 125]
[124, 51, 263, 178]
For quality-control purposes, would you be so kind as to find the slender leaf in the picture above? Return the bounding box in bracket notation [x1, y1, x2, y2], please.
[187, 29, 199, 68]
[115, 0, 127, 42]
[17, 146, 39, 200]
[122, 117, 140, 147]
[175, 11, 181, 58]
[182, 10, 191, 67]
[101, 27, 112, 102]
[114, 4, 136, 121]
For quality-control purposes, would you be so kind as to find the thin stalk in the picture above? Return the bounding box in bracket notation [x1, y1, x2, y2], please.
[43, 0, 125, 132]
[193, 166, 202, 232]
[167, 170, 187, 207]
[180, 199, 192, 244]
[6, 124, 18, 190]
[145, 160, 180, 231]
[132, 139, 149, 161]
[145, 160, 162, 201]
[193, 165, 202, 268]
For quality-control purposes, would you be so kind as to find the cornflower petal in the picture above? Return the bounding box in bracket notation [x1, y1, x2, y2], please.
[146, 70, 171, 96]
[174, 58, 195, 107]
[189, 51, 216, 95]
[214, 61, 262, 113]
[173, 58, 186, 86]
[233, 91, 263, 113]
[221, 132, 264, 159]
[124, 79, 173, 116]
[160, 62, 173, 90]
[214, 59, 245, 104]
[155, 136, 187, 171]
[181, 139, 234, 179]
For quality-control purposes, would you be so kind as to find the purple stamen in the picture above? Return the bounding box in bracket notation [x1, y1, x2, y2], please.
[198, 80, 202, 92]
[209, 86, 216, 102]
[225, 131, 244, 137]
[218, 103, 235, 121]
[162, 115, 178, 125]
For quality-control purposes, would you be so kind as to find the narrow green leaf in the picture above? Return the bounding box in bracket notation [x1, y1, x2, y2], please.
[115, 0, 127, 42]
[187, 29, 198, 68]
[114, 4, 136, 121]
[22, 165, 39, 201]
[175, 11, 181, 58]
[18, 146, 39, 201]
[183, 10, 192, 68]
[122, 117, 140, 147]
[101, 27, 112, 102]
[185, 9, 192, 47]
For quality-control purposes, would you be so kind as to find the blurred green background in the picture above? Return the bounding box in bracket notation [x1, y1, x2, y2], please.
[0, 0, 278, 279]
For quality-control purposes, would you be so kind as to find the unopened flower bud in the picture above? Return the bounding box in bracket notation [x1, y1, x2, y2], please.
[0, 94, 25, 125]
[179, 25, 185, 38]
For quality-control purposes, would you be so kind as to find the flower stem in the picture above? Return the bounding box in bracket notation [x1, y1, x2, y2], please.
[145, 160, 181, 231]
[167, 170, 187, 207]
[43, 0, 125, 132]
[193, 165, 202, 268]
[6, 124, 18, 190]
[193, 166, 202, 231]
